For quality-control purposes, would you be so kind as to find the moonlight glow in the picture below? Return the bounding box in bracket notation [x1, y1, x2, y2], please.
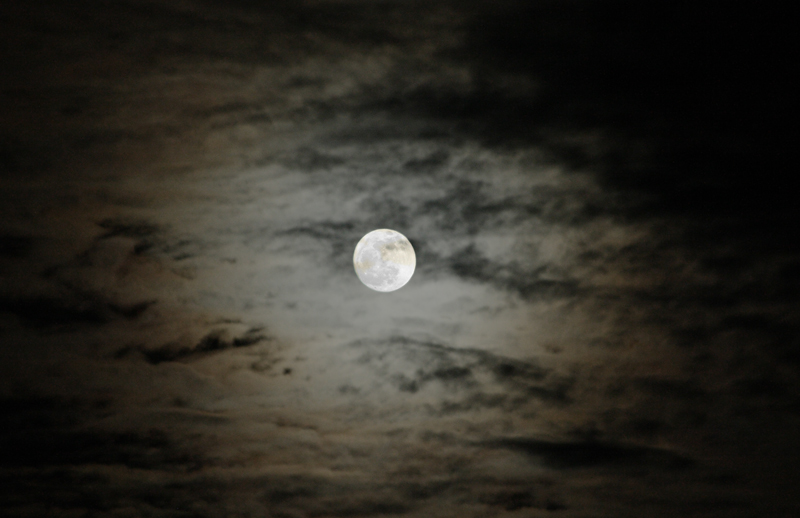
[353, 229, 416, 292]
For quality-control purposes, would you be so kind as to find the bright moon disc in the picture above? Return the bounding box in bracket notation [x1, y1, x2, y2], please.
[353, 229, 416, 292]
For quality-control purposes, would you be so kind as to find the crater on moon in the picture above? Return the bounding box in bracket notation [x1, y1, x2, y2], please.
[353, 229, 416, 292]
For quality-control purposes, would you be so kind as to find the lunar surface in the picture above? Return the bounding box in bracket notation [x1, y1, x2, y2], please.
[353, 229, 416, 292]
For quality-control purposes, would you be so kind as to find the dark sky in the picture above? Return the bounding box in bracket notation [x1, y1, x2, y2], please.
[1, 1, 798, 516]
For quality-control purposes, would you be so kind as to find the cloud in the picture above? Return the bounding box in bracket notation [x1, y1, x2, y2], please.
[116, 326, 268, 365]
[483, 436, 693, 470]
[0, 234, 33, 258]
[345, 336, 575, 414]
[0, 295, 154, 328]
[1, 1, 799, 516]
[448, 243, 580, 301]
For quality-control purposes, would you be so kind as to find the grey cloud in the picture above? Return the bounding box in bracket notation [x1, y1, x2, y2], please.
[279, 146, 347, 171]
[0, 294, 155, 328]
[0, 235, 33, 258]
[2, 0, 798, 516]
[632, 376, 707, 401]
[1, 428, 200, 471]
[0, 395, 203, 473]
[98, 218, 160, 240]
[116, 326, 268, 365]
[347, 336, 575, 412]
[482, 436, 693, 470]
[402, 149, 450, 175]
[278, 221, 361, 269]
[448, 244, 580, 301]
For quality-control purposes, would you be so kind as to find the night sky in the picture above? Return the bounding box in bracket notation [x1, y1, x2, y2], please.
[1, 1, 798, 516]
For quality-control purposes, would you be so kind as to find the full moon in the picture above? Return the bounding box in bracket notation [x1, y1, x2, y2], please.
[353, 229, 416, 292]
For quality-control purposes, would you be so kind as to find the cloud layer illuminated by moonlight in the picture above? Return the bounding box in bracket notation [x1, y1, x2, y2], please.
[0, 1, 797, 517]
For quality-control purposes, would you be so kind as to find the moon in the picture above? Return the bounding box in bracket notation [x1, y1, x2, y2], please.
[353, 229, 416, 292]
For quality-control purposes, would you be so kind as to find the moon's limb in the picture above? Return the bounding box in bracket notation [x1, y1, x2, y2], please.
[353, 229, 416, 292]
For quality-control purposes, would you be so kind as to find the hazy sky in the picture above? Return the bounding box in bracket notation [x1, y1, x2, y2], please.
[1, 1, 798, 517]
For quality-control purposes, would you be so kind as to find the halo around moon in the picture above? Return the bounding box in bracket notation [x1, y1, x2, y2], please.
[353, 229, 416, 292]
